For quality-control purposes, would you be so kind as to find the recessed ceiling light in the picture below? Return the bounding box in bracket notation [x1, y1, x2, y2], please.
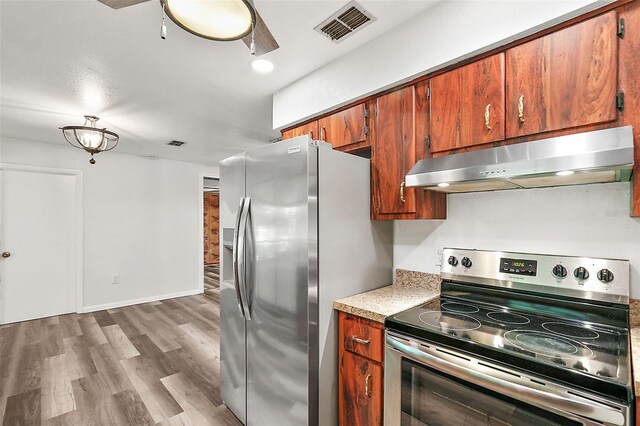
[438, 182, 450, 188]
[252, 59, 274, 73]
[556, 170, 575, 176]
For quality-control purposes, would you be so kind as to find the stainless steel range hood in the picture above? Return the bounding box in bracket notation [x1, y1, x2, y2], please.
[405, 126, 634, 193]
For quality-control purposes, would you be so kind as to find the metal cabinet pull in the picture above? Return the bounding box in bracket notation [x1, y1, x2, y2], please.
[484, 104, 491, 130]
[518, 95, 525, 123]
[320, 126, 326, 141]
[351, 336, 370, 345]
[1, 252, 10, 258]
[400, 182, 406, 203]
[365, 373, 372, 398]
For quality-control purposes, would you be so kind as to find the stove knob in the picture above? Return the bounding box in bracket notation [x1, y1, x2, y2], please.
[552, 264, 567, 278]
[573, 266, 589, 280]
[461, 257, 472, 268]
[448, 256, 459, 267]
[597, 269, 614, 283]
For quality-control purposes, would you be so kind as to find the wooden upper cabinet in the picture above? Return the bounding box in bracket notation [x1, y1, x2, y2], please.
[506, 11, 618, 138]
[318, 103, 368, 149]
[430, 53, 506, 153]
[372, 86, 416, 216]
[429, 70, 462, 152]
[281, 120, 318, 140]
[462, 54, 506, 146]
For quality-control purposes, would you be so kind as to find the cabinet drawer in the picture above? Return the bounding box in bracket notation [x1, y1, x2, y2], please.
[339, 351, 383, 426]
[342, 316, 384, 363]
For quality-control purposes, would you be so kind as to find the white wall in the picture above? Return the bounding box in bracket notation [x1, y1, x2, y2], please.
[1, 138, 218, 311]
[273, 0, 609, 129]
[394, 182, 640, 298]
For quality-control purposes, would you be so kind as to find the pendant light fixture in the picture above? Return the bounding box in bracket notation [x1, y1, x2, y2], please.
[60, 115, 119, 164]
[162, 0, 256, 41]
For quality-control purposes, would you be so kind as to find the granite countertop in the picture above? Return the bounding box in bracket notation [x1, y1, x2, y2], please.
[333, 269, 441, 323]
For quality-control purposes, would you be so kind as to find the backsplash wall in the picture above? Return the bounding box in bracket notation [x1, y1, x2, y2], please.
[393, 182, 640, 298]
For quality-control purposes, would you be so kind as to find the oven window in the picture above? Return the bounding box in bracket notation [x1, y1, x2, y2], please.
[401, 359, 580, 426]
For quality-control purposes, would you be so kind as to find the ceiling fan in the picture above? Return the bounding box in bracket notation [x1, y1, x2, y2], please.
[97, 0, 279, 56]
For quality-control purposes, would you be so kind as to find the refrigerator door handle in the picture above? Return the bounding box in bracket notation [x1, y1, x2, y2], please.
[237, 197, 252, 321]
[232, 198, 246, 318]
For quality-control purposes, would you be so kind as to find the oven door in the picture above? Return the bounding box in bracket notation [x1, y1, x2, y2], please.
[384, 332, 629, 426]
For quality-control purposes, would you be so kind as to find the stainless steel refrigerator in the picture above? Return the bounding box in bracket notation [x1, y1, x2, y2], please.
[219, 136, 392, 426]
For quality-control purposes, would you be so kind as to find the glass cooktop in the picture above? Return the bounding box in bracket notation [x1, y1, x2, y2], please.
[386, 295, 631, 397]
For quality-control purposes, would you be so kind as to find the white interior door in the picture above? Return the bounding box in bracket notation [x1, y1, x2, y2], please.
[0, 168, 78, 324]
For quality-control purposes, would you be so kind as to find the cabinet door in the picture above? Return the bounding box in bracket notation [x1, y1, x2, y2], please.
[506, 11, 618, 138]
[281, 121, 319, 140]
[461, 54, 505, 146]
[430, 53, 505, 152]
[429, 69, 462, 152]
[318, 103, 368, 148]
[414, 80, 447, 219]
[372, 86, 416, 216]
[339, 351, 383, 426]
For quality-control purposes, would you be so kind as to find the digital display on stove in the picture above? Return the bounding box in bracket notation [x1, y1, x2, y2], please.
[500, 258, 537, 276]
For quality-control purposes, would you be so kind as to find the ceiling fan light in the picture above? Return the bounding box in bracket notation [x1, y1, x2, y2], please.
[164, 0, 255, 41]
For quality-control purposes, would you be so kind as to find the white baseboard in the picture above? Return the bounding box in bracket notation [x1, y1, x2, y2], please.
[80, 288, 204, 313]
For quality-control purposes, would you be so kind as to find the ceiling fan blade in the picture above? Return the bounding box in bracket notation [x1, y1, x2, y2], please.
[242, 8, 279, 56]
[97, 0, 151, 9]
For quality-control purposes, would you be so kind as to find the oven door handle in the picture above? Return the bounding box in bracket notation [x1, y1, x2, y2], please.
[387, 335, 625, 426]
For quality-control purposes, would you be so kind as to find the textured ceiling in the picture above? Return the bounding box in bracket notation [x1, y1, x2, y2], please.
[1, 0, 439, 165]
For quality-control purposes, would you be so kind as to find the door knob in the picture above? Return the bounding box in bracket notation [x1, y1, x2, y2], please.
[2, 252, 10, 258]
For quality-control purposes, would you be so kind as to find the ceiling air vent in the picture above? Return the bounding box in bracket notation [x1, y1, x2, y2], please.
[314, 1, 376, 43]
[167, 140, 186, 147]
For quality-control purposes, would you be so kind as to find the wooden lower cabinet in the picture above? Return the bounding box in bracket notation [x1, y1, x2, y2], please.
[338, 311, 384, 426]
[340, 351, 383, 426]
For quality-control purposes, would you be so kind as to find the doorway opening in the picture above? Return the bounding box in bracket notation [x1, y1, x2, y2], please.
[203, 177, 220, 295]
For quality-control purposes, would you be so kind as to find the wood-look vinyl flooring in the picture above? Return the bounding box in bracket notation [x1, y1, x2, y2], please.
[0, 265, 241, 425]
[204, 265, 220, 291]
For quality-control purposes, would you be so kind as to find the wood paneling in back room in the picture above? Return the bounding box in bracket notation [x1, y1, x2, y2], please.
[203, 193, 219, 265]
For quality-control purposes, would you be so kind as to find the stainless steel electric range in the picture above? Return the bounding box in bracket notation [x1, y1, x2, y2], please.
[385, 248, 632, 426]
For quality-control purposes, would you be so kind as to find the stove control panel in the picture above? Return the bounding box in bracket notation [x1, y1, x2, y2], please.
[440, 248, 630, 304]
[500, 258, 537, 276]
